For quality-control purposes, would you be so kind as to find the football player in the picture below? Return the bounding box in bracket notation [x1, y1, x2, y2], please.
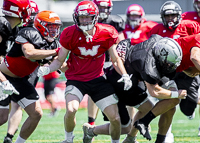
[0, 1, 31, 142]
[123, 4, 157, 45]
[148, 1, 200, 142]
[86, 0, 126, 127]
[37, 1, 132, 143]
[3, 1, 40, 143]
[0, 10, 62, 143]
[120, 34, 188, 143]
[0, 0, 32, 96]
[182, 0, 200, 136]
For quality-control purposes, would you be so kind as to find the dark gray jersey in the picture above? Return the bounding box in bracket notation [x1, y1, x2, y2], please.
[125, 34, 163, 84]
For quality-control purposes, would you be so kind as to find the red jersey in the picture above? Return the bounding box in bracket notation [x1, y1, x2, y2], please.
[182, 11, 200, 23]
[5, 56, 38, 77]
[149, 20, 200, 39]
[123, 21, 157, 45]
[43, 71, 60, 80]
[60, 23, 118, 82]
[175, 34, 200, 72]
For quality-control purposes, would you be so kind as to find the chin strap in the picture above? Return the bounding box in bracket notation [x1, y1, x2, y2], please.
[82, 30, 93, 42]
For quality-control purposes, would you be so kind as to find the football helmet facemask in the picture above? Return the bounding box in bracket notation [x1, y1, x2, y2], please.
[153, 37, 182, 74]
[73, 1, 99, 31]
[160, 1, 182, 30]
[126, 4, 145, 29]
[34, 10, 62, 42]
[2, 0, 32, 25]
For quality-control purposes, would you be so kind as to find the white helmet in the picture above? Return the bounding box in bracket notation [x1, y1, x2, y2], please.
[153, 37, 182, 74]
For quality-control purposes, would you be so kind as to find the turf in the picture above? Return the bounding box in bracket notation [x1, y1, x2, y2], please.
[1, 106, 200, 143]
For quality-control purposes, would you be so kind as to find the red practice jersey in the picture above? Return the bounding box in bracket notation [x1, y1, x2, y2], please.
[123, 20, 157, 45]
[182, 11, 200, 23]
[60, 23, 118, 82]
[175, 34, 200, 72]
[149, 20, 200, 39]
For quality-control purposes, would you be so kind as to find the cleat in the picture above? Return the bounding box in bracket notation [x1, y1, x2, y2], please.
[82, 123, 96, 143]
[187, 112, 195, 120]
[134, 120, 151, 140]
[3, 137, 12, 143]
[61, 135, 75, 143]
[49, 108, 60, 117]
[122, 135, 139, 143]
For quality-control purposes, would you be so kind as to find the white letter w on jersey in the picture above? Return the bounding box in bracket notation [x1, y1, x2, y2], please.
[126, 30, 142, 39]
[78, 45, 100, 56]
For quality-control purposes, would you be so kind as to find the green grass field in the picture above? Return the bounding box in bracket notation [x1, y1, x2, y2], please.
[1, 106, 200, 143]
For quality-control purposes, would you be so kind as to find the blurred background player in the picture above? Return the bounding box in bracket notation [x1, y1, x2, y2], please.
[148, 1, 200, 142]
[181, 0, 200, 136]
[87, 0, 126, 126]
[123, 4, 157, 46]
[42, 71, 60, 117]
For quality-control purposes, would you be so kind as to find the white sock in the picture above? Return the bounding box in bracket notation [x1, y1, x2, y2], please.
[15, 135, 26, 143]
[65, 131, 73, 140]
[111, 139, 120, 143]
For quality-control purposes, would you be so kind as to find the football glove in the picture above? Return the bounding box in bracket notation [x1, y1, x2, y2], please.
[1, 80, 19, 95]
[117, 74, 132, 90]
[37, 66, 50, 77]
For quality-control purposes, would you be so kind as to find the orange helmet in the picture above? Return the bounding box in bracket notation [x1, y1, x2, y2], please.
[34, 10, 62, 42]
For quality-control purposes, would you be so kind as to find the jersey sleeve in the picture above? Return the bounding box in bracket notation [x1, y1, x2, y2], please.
[108, 26, 119, 48]
[147, 24, 160, 38]
[59, 26, 74, 50]
[185, 20, 200, 35]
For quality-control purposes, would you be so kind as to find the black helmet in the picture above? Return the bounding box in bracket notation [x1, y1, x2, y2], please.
[160, 1, 182, 30]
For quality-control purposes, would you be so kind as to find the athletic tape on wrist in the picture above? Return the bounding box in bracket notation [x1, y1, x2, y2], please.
[171, 91, 179, 98]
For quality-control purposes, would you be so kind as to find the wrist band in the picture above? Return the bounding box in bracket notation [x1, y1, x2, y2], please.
[171, 91, 179, 98]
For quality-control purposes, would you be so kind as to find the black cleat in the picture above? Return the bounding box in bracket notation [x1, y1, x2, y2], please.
[3, 137, 13, 143]
[134, 120, 151, 140]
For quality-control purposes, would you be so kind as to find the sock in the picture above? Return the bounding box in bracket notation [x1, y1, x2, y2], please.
[65, 131, 74, 140]
[155, 134, 166, 143]
[111, 139, 120, 143]
[88, 117, 95, 125]
[6, 133, 14, 139]
[140, 111, 156, 126]
[15, 135, 26, 143]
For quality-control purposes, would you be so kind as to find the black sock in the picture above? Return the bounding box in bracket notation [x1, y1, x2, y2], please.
[88, 117, 95, 124]
[6, 133, 14, 139]
[140, 111, 156, 126]
[155, 134, 166, 143]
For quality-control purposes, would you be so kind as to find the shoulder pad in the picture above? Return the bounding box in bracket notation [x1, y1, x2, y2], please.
[17, 27, 45, 48]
